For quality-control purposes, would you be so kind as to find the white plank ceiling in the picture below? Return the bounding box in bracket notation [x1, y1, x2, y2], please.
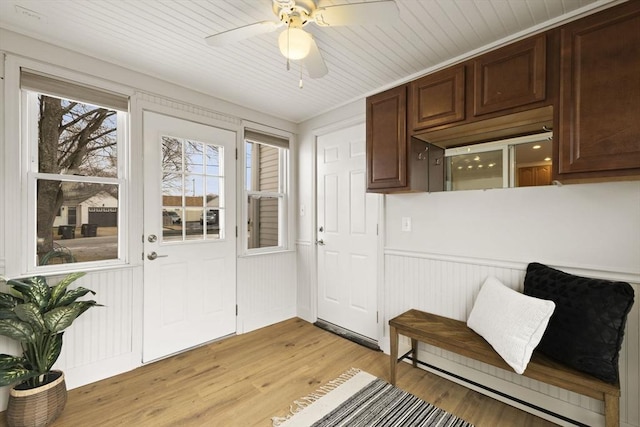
[0, 0, 616, 123]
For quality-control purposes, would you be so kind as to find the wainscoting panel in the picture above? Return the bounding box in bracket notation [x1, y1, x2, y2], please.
[237, 251, 297, 333]
[296, 241, 315, 322]
[0, 266, 146, 408]
[383, 251, 639, 427]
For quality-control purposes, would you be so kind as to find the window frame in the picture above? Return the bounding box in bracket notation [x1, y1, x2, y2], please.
[240, 125, 292, 256]
[20, 72, 130, 274]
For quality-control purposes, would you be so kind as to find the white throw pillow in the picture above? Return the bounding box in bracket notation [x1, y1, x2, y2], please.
[467, 276, 556, 374]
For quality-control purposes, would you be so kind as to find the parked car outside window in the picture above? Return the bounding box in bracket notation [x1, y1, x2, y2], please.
[201, 209, 219, 226]
[163, 210, 181, 224]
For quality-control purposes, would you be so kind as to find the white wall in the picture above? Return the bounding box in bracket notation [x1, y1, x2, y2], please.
[385, 182, 640, 275]
[0, 30, 298, 410]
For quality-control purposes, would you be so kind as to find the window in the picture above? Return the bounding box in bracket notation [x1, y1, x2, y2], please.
[243, 129, 289, 252]
[21, 70, 128, 269]
[445, 133, 552, 191]
[161, 137, 225, 242]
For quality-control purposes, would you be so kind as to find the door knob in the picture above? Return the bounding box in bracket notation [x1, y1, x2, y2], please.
[147, 251, 168, 260]
[147, 234, 157, 243]
[316, 239, 325, 246]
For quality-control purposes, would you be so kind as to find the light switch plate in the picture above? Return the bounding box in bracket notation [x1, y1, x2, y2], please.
[401, 217, 412, 232]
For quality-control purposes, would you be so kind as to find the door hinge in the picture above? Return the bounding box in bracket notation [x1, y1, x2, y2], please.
[376, 224, 379, 236]
[235, 148, 238, 160]
[377, 311, 379, 323]
[236, 226, 238, 237]
[236, 305, 238, 316]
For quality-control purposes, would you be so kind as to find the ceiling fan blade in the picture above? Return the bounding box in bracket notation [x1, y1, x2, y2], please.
[205, 21, 280, 47]
[303, 37, 328, 79]
[312, 0, 400, 27]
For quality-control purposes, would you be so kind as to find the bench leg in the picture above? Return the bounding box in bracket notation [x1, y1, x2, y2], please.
[604, 393, 619, 427]
[411, 338, 418, 367]
[390, 325, 398, 385]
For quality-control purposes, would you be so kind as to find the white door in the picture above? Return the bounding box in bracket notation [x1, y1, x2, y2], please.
[317, 123, 379, 340]
[142, 111, 236, 362]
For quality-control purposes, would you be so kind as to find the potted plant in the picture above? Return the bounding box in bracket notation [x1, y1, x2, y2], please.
[0, 272, 100, 427]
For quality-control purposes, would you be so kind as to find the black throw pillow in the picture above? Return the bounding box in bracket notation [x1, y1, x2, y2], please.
[523, 262, 634, 383]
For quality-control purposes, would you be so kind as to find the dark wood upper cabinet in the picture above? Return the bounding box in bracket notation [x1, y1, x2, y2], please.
[366, 85, 408, 191]
[366, 86, 443, 193]
[557, 1, 640, 177]
[473, 34, 547, 116]
[409, 66, 465, 131]
[366, 2, 639, 192]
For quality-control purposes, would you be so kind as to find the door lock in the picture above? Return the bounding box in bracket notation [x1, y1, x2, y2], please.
[147, 234, 157, 243]
[316, 239, 325, 246]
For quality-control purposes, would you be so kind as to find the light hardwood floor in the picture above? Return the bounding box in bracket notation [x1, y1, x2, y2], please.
[2, 318, 558, 426]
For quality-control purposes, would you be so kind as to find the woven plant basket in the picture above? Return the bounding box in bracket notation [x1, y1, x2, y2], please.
[6, 371, 67, 427]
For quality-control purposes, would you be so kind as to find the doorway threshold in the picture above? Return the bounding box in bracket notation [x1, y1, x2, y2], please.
[314, 319, 381, 351]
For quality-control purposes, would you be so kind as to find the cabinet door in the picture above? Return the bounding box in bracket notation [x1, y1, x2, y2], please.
[518, 165, 551, 187]
[409, 66, 465, 131]
[366, 85, 407, 191]
[474, 34, 546, 116]
[558, 2, 640, 174]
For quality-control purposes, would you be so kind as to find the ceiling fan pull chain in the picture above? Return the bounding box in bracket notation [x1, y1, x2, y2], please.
[286, 22, 291, 71]
[299, 62, 304, 89]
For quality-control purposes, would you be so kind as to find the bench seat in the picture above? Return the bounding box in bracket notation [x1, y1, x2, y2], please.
[389, 309, 620, 426]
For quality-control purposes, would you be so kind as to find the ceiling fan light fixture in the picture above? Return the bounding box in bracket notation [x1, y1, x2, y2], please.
[278, 27, 312, 60]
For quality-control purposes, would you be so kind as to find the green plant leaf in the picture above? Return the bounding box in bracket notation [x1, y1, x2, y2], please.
[44, 299, 101, 333]
[8, 276, 50, 308]
[0, 368, 37, 387]
[43, 305, 82, 333]
[0, 293, 19, 309]
[76, 300, 102, 317]
[0, 272, 99, 384]
[14, 303, 46, 332]
[25, 276, 51, 309]
[0, 319, 35, 343]
[44, 333, 63, 372]
[0, 354, 27, 370]
[54, 287, 96, 307]
[6, 279, 33, 300]
[50, 272, 86, 307]
[0, 310, 19, 321]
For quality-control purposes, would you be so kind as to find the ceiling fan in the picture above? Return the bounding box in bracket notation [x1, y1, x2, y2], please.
[205, 0, 400, 80]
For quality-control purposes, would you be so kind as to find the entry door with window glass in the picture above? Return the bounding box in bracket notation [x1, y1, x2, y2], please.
[143, 111, 236, 362]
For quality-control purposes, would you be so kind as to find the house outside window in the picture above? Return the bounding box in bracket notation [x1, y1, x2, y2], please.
[21, 70, 128, 270]
[243, 129, 289, 253]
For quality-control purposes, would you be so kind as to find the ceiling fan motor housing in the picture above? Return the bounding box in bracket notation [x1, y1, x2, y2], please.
[273, 0, 316, 27]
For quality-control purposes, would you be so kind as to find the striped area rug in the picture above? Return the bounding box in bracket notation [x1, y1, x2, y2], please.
[272, 368, 473, 427]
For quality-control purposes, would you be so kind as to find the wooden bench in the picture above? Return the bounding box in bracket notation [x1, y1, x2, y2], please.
[389, 309, 621, 427]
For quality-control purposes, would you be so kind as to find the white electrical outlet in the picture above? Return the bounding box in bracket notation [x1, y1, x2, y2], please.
[401, 217, 412, 232]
